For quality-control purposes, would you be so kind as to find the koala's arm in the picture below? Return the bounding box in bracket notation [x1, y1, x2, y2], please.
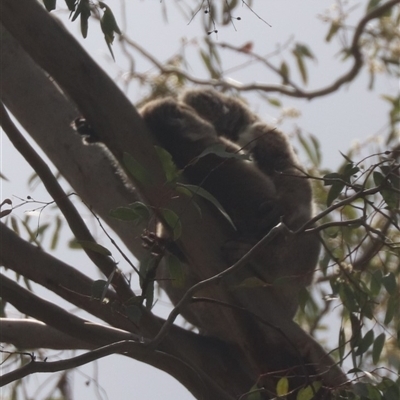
[140, 98, 281, 235]
[244, 123, 314, 229]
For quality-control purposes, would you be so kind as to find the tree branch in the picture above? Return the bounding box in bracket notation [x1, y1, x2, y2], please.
[0, 340, 190, 389]
[0, 273, 141, 347]
[1, 319, 95, 350]
[0, 22, 148, 261]
[0, 101, 136, 301]
[0, 223, 253, 398]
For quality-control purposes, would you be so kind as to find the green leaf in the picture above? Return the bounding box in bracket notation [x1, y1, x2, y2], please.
[99, 2, 121, 34]
[280, 61, 290, 84]
[293, 43, 314, 85]
[91, 279, 108, 300]
[384, 295, 397, 324]
[155, 146, 181, 183]
[246, 385, 262, 400]
[372, 333, 385, 364]
[199, 49, 220, 79]
[381, 188, 398, 210]
[297, 133, 317, 166]
[0, 208, 12, 218]
[382, 379, 400, 400]
[123, 152, 154, 185]
[373, 171, 385, 186]
[339, 283, 359, 312]
[370, 269, 383, 296]
[367, 383, 384, 400]
[78, 240, 112, 256]
[44, 0, 57, 12]
[161, 209, 182, 240]
[139, 255, 156, 288]
[126, 304, 142, 324]
[235, 277, 267, 289]
[109, 206, 140, 221]
[175, 184, 194, 198]
[367, 0, 382, 11]
[297, 381, 322, 400]
[338, 327, 346, 364]
[323, 172, 342, 185]
[109, 202, 150, 223]
[353, 382, 370, 397]
[99, 2, 121, 60]
[80, 8, 90, 38]
[166, 254, 185, 288]
[326, 21, 340, 42]
[194, 143, 248, 162]
[382, 272, 397, 295]
[327, 181, 345, 206]
[175, 186, 203, 217]
[343, 165, 360, 181]
[309, 134, 321, 166]
[295, 43, 315, 60]
[10, 216, 19, 235]
[374, 171, 398, 209]
[267, 98, 282, 107]
[36, 223, 50, 240]
[276, 377, 289, 397]
[65, 0, 76, 12]
[71, 0, 91, 38]
[178, 183, 236, 229]
[50, 216, 62, 250]
[68, 237, 82, 249]
[355, 329, 374, 356]
[339, 151, 353, 163]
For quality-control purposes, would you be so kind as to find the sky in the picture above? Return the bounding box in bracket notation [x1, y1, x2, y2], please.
[1, 1, 398, 399]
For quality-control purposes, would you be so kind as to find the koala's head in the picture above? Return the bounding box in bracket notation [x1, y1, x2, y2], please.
[139, 97, 220, 168]
[181, 89, 257, 140]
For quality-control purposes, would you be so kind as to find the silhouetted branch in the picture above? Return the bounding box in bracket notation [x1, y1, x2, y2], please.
[0, 102, 135, 301]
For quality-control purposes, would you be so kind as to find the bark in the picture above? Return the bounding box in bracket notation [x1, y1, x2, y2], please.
[1, 319, 95, 350]
[0, 22, 147, 261]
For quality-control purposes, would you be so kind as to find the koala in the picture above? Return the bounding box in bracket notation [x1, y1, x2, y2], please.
[140, 97, 283, 237]
[182, 89, 313, 230]
[181, 90, 320, 305]
[140, 90, 320, 322]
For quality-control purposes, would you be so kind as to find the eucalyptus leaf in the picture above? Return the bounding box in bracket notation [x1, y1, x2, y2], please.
[178, 183, 236, 229]
[78, 240, 112, 256]
[372, 333, 385, 364]
[161, 209, 182, 240]
[44, 0, 57, 12]
[276, 377, 289, 397]
[155, 146, 181, 183]
[123, 152, 154, 185]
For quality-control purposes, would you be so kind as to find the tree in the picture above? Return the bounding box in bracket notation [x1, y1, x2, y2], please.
[0, 1, 399, 399]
